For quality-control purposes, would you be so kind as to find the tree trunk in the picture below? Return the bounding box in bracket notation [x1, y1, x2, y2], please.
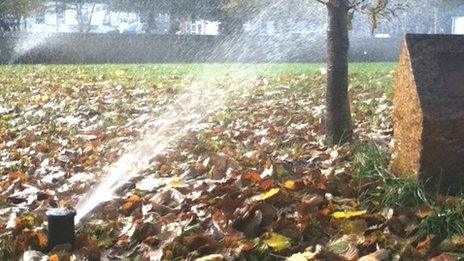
[325, 0, 352, 145]
[220, 18, 244, 35]
[85, 3, 96, 33]
[146, 11, 157, 33]
[76, 4, 84, 32]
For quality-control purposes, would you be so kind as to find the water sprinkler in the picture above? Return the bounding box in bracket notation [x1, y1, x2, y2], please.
[46, 208, 76, 250]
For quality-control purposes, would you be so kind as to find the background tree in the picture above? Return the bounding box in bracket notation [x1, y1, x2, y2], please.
[56, 0, 102, 32]
[0, 0, 42, 32]
[219, 0, 325, 34]
[105, 0, 171, 33]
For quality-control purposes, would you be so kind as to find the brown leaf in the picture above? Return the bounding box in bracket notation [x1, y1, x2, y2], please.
[49, 254, 59, 261]
[258, 179, 275, 191]
[195, 254, 224, 261]
[358, 249, 391, 261]
[429, 253, 458, 261]
[151, 188, 185, 208]
[241, 170, 261, 183]
[8, 171, 28, 182]
[212, 210, 240, 236]
[36, 231, 48, 248]
[121, 195, 141, 214]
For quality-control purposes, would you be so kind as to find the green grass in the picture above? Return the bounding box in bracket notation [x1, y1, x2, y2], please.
[353, 143, 464, 240]
[0, 62, 396, 81]
[353, 143, 425, 209]
[420, 210, 464, 240]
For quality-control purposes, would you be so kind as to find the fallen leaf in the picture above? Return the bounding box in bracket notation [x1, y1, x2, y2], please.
[121, 195, 141, 213]
[8, 171, 28, 182]
[251, 188, 280, 201]
[264, 233, 291, 251]
[259, 179, 275, 191]
[287, 251, 317, 261]
[242, 170, 261, 183]
[114, 69, 125, 77]
[169, 177, 183, 188]
[332, 210, 367, 219]
[49, 254, 59, 261]
[429, 253, 459, 261]
[358, 249, 390, 261]
[283, 180, 296, 190]
[195, 254, 224, 261]
[36, 231, 48, 248]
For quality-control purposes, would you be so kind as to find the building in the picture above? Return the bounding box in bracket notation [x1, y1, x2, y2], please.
[180, 20, 220, 35]
[452, 4, 464, 34]
[453, 17, 464, 34]
[22, 2, 140, 33]
[22, 2, 218, 35]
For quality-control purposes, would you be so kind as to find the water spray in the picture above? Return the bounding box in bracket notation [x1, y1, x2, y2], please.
[8, 32, 54, 64]
[73, 0, 326, 223]
[46, 208, 76, 251]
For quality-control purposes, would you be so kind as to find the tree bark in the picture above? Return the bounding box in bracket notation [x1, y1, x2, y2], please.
[76, 3, 84, 32]
[325, 0, 352, 145]
[85, 3, 96, 33]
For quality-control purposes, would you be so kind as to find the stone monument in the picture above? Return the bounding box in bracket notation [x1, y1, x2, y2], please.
[391, 34, 464, 193]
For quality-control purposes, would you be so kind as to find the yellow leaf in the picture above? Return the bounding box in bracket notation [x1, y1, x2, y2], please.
[332, 210, 367, 219]
[283, 180, 295, 190]
[114, 69, 125, 77]
[170, 177, 183, 188]
[15, 214, 35, 229]
[41, 94, 50, 102]
[287, 251, 317, 261]
[251, 188, 280, 201]
[264, 233, 291, 251]
[452, 235, 464, 246]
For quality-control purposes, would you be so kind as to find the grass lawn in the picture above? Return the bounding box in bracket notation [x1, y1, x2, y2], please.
[4, 63, 461, 260]
[0, 62, 396, 82]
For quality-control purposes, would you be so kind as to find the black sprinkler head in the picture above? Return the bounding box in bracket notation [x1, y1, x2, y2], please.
[46, 208, 76, 251]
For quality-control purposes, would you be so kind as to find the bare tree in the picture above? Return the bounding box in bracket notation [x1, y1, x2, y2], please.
[56, 0, 98, 32]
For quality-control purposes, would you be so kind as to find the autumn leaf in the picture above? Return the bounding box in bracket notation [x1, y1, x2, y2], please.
[287, 251, 317, 261]
[114, 69, 125, 77]
[451, 235, 464, 246]
[251, 188, 280, 201]
[242, 170, 261, 183]
[259, 179, 275, 191]
[195, 254, 224, 261]
[121, 195, 141, 213]
[332, 210, 367, 219]
[264, 233, 291, 251]
[329, 235, 357, 254]
[283, 180, 296, 190]
[49, 254, 59, 261]
[8, 171, 28, 182]
[415, 205, 432, 219]
[36, 231, 48, 248]
[0, 64, 406, 258]
[169, 177, 184, 188]
[14, 214, 35, 230]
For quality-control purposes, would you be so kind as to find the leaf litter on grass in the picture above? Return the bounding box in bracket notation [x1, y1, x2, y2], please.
[1, 65, 462, 260]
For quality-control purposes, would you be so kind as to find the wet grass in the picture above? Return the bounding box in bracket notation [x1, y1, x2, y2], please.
[0, 62, 396, 82]
[353, 143, 464, 241]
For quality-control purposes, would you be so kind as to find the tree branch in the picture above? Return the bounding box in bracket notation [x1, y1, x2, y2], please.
[314, 0, 327, 5]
